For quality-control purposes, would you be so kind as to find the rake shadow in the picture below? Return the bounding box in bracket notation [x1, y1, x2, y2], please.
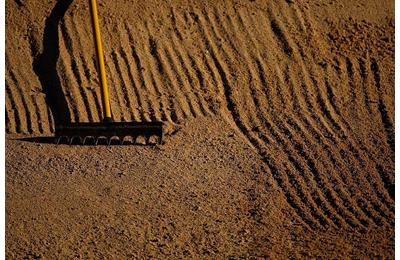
[32, 0, 74, 127]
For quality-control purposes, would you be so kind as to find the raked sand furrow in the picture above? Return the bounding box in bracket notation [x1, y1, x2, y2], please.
[75, 22, 103, 123]
[375, 165, 395, 200]
[244, 105, 330, 228]
[251, 58, 367, 228]
[30, 94, 45, 134]
[5, 107, 12, 134]
[278, 120, 352, 227]
[90, 88, 104, 122]
[165, 12, 209, 117]
[281, 9, 391, 226]
[110, 50, 136, 121]
[212, 7, 356, 227]
[162, 45, 200, 118]
[57, 56, 79, 123]
[145, 27, 186, 122]
[12, 50, 47, 133]
[69, 16, 101, 122]
[65, 18, 94, 122]
[255, 113, 343, 228]
[103, 54, 125, 122]
[168, 31, 211, 117]
[101, 35, 129, 122]
[6, 67, 33, 134]
[281, 1, 308, 34]
[7, 58, 41, 134]
[345, 57, 359, 106]
[370, 58, 395, 153]
[284, 9, 374, 148]
[78, 24, 104, 123]
[119, 46, 150, 121]
[134, 35, 175, 123]
[5, 79, 26, 134]
[187, 8, 244, 130]
[281, 66, 376, 227]
[219, 4, 390, 228]
[59, 22, 90, 122]
[311, 58, 395, 215]
[266, 6, 294, 58]
[310, 96, 392, 224]
[351, 56, 394, 159]
[200, 7, 252, 117]
[230, 8, 292, 114]
[18, 70, 45, 134]
[187, 6, 338, 228]
[323, 66, 395, 212]
[145, 18, 192, 121]
[285, 117, 371, 228]
[309, 52, 388, 165]
[358, 56, 374, 114]
[295, 58, 390, 217]
[284, 116, 378, 228]
[115, 22, 152, 122]
[5, 87, 17, 134]
[123, 22, 165, 122]
[261, 9, 345, 141]
[200, 5, 344, 228]
[170, 8, 217, 116]
[244, 8, 294, 108]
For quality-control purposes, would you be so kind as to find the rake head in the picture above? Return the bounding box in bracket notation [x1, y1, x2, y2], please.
[55, 121, 163, 145]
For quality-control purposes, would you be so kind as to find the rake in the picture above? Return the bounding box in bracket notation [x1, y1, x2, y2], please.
[55, 0, 163, 145]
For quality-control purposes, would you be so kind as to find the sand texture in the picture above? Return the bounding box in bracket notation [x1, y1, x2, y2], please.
[6, 0, 394, 258]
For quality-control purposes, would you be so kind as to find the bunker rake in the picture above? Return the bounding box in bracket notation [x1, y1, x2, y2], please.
[55, 121, 163, 145]
[55, 0, 163, 145]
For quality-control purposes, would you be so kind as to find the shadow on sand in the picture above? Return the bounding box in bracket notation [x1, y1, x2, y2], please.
[32, 0, 74, 127]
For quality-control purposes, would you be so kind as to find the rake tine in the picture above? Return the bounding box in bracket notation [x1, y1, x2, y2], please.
[71, 136, 81, 145]
[109, 136, 118, 145]
[83, 136, 90, 145]
[120, 136, 126, 145]
[59, 136, 68, 144]
[125, 135, 134, 145]
[97, 136, 107, 145]
[55, 122, 163, 145]
[83, 136, 92, 145]
[145, 135, 151, 145]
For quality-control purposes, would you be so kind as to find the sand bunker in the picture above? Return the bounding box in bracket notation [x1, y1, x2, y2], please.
[6, 0, 394, 258]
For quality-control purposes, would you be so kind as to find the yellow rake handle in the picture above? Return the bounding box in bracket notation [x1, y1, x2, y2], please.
[89, 0, 112, 121]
